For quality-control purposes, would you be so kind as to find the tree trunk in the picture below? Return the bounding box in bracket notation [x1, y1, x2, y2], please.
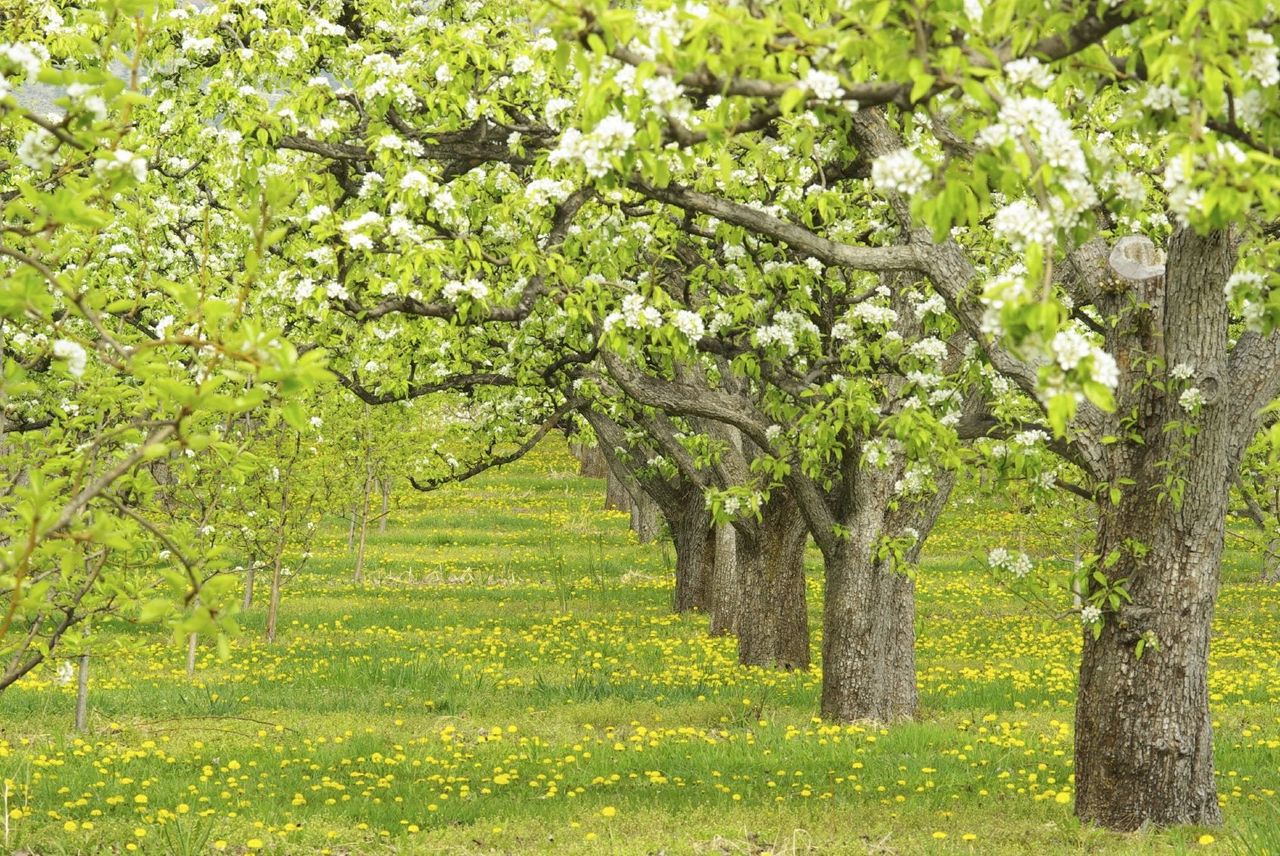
[574, 444, 610, 479]
[629, 491, 662, 543]
[816, 463, 954, 722]
[604, 471, 629, 511]
[820, 538, 917, 722]
[353, 466, 372, 583]
[708, 523, 741, 636]
[1075, 518, 1223, 829]
[1075, 227, 1235, 829]
[74, 653, 89, 732]
[265, 551, 286, 643]
[736, 493, 810, 669]
[379, 477, 391, 533]
[1264, 542, 1280, 583]
[671, 505, 712, 613]
[265, 497, 290, 643]
[242, 565, 255, 610]
[346, 503, 358, 552]
[185, 631, 198, 679]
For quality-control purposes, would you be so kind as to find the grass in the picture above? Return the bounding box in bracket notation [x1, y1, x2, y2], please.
[1, 440, 1277, 854]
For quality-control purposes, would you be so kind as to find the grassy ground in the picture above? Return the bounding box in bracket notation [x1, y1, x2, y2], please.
[2, 441, 1278, 855]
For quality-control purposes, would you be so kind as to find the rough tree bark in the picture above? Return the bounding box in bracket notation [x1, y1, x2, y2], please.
[816, 467, 916, 722]
[604, 470, 630, 511]
[735, 491, 810, 669]
[708, 522, 741, 636]
[1074, 229, 1236, 829]
[628, 490, 662, 542]
[573, 443, 610, 479]
[670, 501, 713, 613]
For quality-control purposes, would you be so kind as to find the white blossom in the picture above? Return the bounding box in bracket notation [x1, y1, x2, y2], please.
[53, 339, 86, 377]
[1051, 328, 1093, 372]
[803, 69, 843, 102]
[851, 303, 898, 326]
[549, 113, 637, 178]
[1247, 29, 1280, 87]
[993, 200, 1056, 249]
[1012, 429, 1048, 447]
[1004, 58, 1054, 89]
[672, 309, 705, 343]
[1091, 348, 1119, 389]
[442, 279, 489, 302]
[525, 178, 575, 207]
[1179, 387, 1205, 412]
[870, 149, 931, 196]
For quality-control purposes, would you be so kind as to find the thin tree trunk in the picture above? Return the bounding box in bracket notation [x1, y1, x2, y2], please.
[346, 504, 358, 552]
[242, 565, 255, 610]
[708, 523, 741, 637]
[736, 493, 810, 669]
[379, 477, 391, 533]
[74, 653, 89, 732]
[265, 491, 290, 643]
[265, 550, 286, 643]
[354, 465, 372, 583]
[185, 631, 197, 679]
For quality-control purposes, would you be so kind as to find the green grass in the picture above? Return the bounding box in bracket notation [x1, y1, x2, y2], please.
[1, 440, 1277, 854]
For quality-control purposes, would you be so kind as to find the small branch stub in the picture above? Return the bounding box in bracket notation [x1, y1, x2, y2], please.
[1109, 235, 1166, 293]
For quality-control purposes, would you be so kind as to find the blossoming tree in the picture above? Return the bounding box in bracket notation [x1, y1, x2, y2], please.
[1, 6, 329, 690]
[542, 0, 1280, 831]
[113, 0, 1280, 831]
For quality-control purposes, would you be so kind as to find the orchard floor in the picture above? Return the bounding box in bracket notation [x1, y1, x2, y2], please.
[2, 442, 1279, 855]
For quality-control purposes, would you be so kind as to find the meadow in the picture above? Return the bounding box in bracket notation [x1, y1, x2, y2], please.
[2, 441, 1278, 855]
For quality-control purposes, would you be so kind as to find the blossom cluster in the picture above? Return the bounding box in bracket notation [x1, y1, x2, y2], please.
[53, 339, 87, 378]
[0, 41, 49, 98]
[978, 97, 1096, 245]
[870, 149, 931, 196]
[93, 148, 149, 184]
[1051, 328, 1119, 390]
[603, 294, 663, 333]
[988, 547, 1034, 578]
[755, 311, 819, 357]
[1246, 29, 1280, 87]
[442, 279, 489, 302]
[549, 113, 637, 178]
